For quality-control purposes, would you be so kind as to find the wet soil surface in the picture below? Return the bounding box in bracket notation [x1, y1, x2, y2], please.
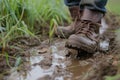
[5, 38, 118, 80]
[1, 13, 120, 80]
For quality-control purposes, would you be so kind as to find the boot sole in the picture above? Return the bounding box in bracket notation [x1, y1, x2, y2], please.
[65, 39, 96, 53]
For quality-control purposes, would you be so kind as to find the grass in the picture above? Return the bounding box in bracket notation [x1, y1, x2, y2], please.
[0, 0, 70, 49]
[107, 0, 120, 15]
[105, 75, 120, 80]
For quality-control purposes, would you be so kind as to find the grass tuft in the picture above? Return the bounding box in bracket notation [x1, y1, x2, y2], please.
[0, 0, 70, 48]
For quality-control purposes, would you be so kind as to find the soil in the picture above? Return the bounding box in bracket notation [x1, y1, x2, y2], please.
[1, 13, 120, 80]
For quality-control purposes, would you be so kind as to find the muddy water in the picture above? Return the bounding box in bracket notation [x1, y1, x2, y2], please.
[66, 60, 91, 80]
[6, 40, 92, 80]
[6, 19, 109, 80]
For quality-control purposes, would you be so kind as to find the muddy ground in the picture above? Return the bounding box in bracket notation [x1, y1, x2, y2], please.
[1, 13, 120, 80]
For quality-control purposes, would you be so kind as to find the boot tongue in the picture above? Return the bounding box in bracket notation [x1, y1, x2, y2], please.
[81, 8, 103, 23]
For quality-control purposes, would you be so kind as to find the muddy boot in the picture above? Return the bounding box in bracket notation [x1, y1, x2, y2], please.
[55, 6, 81, 38]
[66, 9, 103, 53]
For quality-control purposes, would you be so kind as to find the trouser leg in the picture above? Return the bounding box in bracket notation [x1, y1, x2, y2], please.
[80, 0, 108, 13]
[64, 0, 81, 6]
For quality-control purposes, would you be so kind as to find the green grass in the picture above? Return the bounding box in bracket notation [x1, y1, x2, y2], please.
[0, 0, 70, 48]
[107, 0, 120, 15]
[105, 75, 120, 80]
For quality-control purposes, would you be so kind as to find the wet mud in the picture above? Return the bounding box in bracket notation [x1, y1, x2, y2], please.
[1, 13, 120, 80]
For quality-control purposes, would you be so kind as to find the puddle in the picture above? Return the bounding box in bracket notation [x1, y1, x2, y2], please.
[67, 59, 91, 80]
[6, 40, 91, 80]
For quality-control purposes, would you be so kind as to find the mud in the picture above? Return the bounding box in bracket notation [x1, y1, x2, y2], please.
[1, 13, 120, 80]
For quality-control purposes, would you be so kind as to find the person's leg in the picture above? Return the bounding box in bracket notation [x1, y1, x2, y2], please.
[55, 0, 81, 38]
[80, 0, 107, 23]
[66, 0, 108, 53]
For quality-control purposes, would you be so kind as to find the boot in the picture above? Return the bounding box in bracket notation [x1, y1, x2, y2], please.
[55, 6, 81, 38]
[66, 9, 103, 53]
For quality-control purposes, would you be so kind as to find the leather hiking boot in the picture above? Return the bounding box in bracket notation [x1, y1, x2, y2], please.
[66, 9, 103, 53]
[55, 6, 81, 38]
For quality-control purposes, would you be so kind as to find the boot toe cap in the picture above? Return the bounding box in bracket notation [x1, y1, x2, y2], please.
[68, 34, 96, 46]
[66, 34, 98, 53]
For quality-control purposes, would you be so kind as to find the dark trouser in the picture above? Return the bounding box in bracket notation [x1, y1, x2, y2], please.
[64, 0, 108, 13]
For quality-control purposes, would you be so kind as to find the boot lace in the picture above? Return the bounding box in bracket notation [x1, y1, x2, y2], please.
[75, 20, 100, 41]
